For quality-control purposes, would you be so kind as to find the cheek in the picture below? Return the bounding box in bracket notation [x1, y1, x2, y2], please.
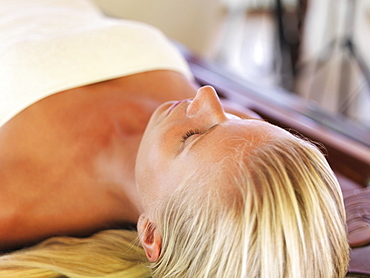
[144, 124, 184, 159]
[135, 116, 194, 199]
[136, 134, 174, 201]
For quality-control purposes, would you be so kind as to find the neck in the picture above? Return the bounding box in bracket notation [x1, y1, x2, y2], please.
[90, 97, 158, 223]
[87, 71, 197, 223]
[96, 141, 143, 223]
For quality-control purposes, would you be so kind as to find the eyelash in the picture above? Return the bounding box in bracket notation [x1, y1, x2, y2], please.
[182, 129, 201, 142]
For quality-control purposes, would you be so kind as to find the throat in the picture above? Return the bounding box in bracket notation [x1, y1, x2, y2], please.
[87, 95, 157, 221]
[92, 129, 144, 222]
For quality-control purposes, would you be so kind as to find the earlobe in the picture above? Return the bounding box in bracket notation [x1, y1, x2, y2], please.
[137, 214, 162, 263]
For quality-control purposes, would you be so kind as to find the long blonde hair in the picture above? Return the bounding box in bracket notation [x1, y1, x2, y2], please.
[152, 136, 349, 277]
[0, 229, 150, 277]
[0, 137, 349, 278]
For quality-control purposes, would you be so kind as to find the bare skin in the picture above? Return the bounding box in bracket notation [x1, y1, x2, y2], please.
[0, 70, 197, 250]
[0, 70, 259, 251]
[135, 86, 294, 262]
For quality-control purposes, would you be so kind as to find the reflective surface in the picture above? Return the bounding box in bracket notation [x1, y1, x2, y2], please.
[211, 0, 370, 132]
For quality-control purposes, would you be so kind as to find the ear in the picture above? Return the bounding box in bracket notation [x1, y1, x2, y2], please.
[137, 214, 162, 263]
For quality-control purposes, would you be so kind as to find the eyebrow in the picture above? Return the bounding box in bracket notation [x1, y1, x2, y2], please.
[188, 124, 219, 151]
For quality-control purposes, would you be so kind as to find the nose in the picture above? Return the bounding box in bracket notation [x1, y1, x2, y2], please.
[186, 86, 227, 121]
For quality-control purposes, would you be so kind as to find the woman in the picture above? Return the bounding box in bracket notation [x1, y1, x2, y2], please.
[0, 0, 349, 277]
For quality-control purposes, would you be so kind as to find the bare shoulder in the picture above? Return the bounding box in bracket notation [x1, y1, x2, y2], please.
[0, 91, 117, 249]
[0, 70, 197, 250]
[0, 81, 137, 250]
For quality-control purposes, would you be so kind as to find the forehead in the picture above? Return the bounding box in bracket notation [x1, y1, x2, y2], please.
[180, 119, 291, 166]
[170, 120, 293, 206]
[196, 119, 287, 149]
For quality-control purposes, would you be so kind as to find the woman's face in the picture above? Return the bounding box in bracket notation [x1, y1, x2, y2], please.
[135, 86, 292, 212]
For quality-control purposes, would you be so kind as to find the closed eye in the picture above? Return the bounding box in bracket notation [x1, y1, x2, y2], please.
[182, 129, 202, 142]
[186, 124, 220, 150]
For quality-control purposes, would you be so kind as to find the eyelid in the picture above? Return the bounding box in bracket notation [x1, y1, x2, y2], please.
[182, 129, 202, 142]
[181, 123, 219, 145]
[187, 124, 219, 145]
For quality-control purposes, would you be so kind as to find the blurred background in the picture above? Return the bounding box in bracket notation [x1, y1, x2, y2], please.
[92, 0, 370, 134]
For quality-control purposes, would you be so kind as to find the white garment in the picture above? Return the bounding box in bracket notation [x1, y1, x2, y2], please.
[0, 0, 192, 127]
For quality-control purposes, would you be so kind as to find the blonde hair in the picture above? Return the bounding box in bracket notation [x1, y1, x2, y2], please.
[0, 229, 150, 277]
[152, 136, 349, 277]
[0, 137, 349, 278]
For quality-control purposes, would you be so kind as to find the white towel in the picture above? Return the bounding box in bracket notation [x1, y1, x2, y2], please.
[0, 0, 192, 126]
